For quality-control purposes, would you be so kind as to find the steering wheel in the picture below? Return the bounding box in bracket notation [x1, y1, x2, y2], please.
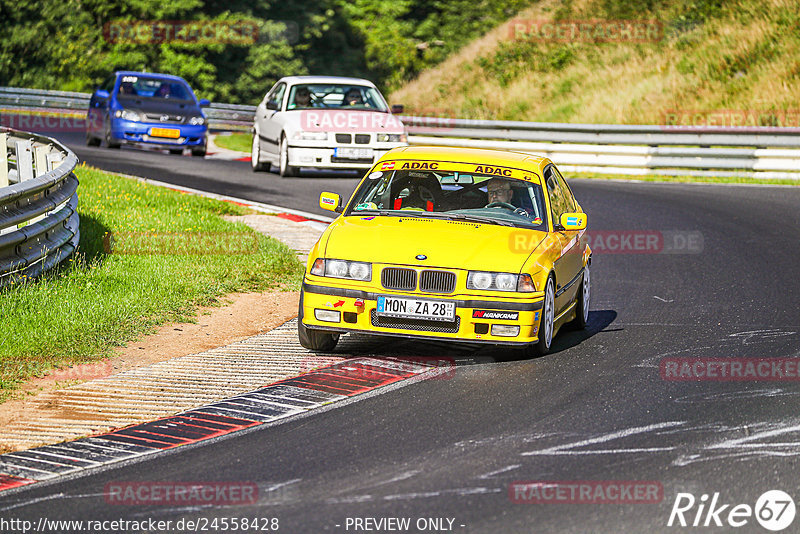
[486, 202, 517, 210]
[513, 207, 530, 218]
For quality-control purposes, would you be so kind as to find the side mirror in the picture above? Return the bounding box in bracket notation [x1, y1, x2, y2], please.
[391, 104, 404, 114]
[266, 100, 280, 111]
[319, 192, 342, 213]
[198, 98, 210, 107]
[559, 212, 587, 231]
[96, 89, 110, 99]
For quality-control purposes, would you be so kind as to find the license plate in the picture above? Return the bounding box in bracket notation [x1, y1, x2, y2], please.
[149, 127, 180, 139]
[334, 147, 373, 160]
[376, 296, 455, 321]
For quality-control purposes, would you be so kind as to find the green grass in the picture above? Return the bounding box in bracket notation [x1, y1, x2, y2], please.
[214, 132, 251, 153]
[0, 165, 303, 401]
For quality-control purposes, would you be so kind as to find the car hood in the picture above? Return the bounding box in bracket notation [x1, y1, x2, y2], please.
[288, 109, 404, 134]
[322, 216, 546, 272]
[117, 97, 200, 116]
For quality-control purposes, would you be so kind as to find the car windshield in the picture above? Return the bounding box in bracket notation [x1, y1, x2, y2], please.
[346, 169, 548, 229]
[286, 84, 388, 112]
[117, 75, 193, 101]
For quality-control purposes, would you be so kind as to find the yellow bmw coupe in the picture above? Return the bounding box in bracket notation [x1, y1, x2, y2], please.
[299, 146, 591, 356]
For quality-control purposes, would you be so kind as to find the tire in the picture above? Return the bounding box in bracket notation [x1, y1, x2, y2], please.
[279, 135, 298, 177]
[297, 290, 339, 351]
[86, 131, 100, 146]
[251, 132, 268, 171]
[527, 275, 555, 357]
[104, 124, 120, 149]
[191, 147, 206, 157]
[568, 262, 590, 330]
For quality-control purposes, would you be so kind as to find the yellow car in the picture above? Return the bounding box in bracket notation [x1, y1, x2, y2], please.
[299, 146, 591, 356]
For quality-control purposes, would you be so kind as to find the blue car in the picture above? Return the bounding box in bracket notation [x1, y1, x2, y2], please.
[86, 71, 209, 156]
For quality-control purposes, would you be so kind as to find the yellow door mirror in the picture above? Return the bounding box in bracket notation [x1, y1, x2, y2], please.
[559, 212, 587, 230]
[319, 192, 342, 213]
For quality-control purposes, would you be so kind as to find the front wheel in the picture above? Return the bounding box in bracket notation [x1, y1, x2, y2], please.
[527, 275, 555, 357]
[104, 124, 120, 149]
[279, 135, 298, 177]
[297, 291, 339, 351]
[251, 132, 268, 171]
[569, 263, 590, 330]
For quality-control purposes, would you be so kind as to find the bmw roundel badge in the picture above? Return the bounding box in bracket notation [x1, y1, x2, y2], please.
[416, 254, 427, 260]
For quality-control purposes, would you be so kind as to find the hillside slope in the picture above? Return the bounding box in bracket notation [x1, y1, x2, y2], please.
[390, 0, 800, 125]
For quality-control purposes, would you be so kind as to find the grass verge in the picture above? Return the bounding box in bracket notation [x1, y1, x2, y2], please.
[213, 132, 251, 153]
[0, 164, 304, 402]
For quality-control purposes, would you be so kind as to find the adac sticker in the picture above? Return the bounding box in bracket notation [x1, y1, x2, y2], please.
[474, 165, 512, 177]
[400, 161, 439, 170]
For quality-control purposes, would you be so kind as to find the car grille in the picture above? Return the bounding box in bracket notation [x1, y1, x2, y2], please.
[381, 267, 417, 291]
[354, 134, 370, 144]
[419, 270, 456, 293]
[335, 133, 352, 144]
[144, 113, 185, 124]
[371, 310, 460, 333]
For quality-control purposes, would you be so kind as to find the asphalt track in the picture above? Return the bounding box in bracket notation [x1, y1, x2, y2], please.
[2, 135, 800, 533]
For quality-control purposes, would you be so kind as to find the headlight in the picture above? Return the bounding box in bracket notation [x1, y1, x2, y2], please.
[467, 271, 536, 292]
[311, 259, 372, 281]
[189, 116, 205, 125]
[377, 133, 406, 143]
[114, 109, 140, 122]
[292, 131, 328, 141]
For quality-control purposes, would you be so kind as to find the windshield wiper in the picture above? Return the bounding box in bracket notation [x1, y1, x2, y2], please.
[443, 213, 515, 227]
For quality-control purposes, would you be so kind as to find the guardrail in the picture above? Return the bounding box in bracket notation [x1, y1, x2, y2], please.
[402, 117, 800, 179]
[0, 127, 80, 287]
[0, 87, 253, 131]
[3, 86, 800, 178]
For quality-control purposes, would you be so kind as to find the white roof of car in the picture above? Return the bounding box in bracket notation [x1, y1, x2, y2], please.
[278, 76, 377, 87]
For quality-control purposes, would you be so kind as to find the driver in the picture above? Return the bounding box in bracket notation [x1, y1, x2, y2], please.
[293, 86, 311, 108]
[485, 178, 514, 206]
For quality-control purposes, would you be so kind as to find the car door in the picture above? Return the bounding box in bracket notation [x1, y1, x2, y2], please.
[255, 82, 286, 158]
[88, 75, 115, 136]
[544, 165, 582, 315]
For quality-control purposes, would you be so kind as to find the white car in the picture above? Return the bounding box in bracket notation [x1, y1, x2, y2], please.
[251, 76, 408, 177]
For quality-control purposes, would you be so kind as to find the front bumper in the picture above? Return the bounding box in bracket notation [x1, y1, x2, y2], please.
[300, 281, 544, 346]
[287, 144, 405, 170]
[111, 119, 207, 147]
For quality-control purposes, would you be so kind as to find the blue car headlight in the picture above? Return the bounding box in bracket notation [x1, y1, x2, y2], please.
[114, 109, 140, 122]
[189, 116, 205, 126]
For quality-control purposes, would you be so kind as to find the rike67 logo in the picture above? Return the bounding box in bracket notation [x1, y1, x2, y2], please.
[668, 490, 796, 531]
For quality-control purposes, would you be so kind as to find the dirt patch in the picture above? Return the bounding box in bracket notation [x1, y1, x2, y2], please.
[0, 290, 300, 430]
